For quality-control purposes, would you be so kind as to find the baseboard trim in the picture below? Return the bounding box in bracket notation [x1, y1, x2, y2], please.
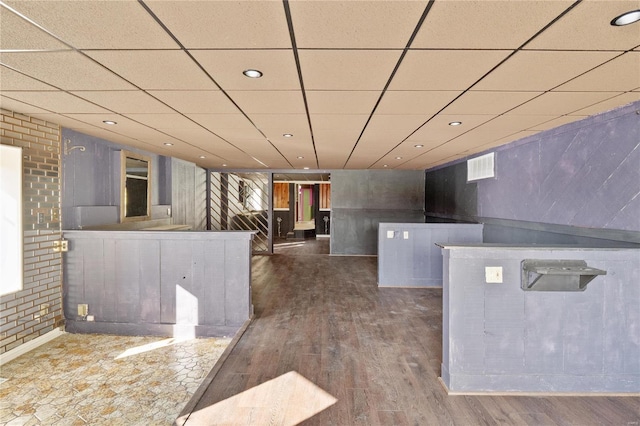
[0, 327, 65, 366]
[438, 377, 640, 397]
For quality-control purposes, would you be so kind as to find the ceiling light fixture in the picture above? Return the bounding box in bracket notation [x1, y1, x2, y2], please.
[303, 167, 310, 170]
[414, 144, 424, 148]
[283, 133, 293, 138]
[297, 156, 304, 159]
[611, 9, 640, 26]
[222, 164, 227, 167]
[449, 121, 462, 126]
[395, 156, 402, 160]
[164, 143, 173, 146]
[383, 164, 388, 168]
[102, 120, 117, 125]
[199, 155, 205, 159]
[243, 69, 263, 78]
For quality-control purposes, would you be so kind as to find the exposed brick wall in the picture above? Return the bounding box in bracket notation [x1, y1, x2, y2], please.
[0, 109, 64, 354]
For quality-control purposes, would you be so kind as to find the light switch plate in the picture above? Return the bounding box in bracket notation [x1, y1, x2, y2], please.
[403, 231, 409, 239]
[485, 266, 503, 283]
[386, 230, 395, 239]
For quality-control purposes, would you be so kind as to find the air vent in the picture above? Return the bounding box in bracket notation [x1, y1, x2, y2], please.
[467, 152, 495, 182]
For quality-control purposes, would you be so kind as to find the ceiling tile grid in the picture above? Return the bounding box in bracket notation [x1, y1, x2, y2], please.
[1, 0, 639, 169]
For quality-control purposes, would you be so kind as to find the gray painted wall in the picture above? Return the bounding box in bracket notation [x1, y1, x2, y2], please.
[378, 223, 483, 287]
[441, 244, 640, 393]
[331, 170, 425, 255]
[170, 158, 207, 230]
[61, 129, 206, 230]
[425, 101, 640, 245]
[62, 230, 253, 337]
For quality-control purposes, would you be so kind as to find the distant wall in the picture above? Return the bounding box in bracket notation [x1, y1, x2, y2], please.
[425, 101, 640, 245]
[331, 170, 425, 255]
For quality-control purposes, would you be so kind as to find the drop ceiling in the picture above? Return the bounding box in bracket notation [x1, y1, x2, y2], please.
[1, 0, 639, 170]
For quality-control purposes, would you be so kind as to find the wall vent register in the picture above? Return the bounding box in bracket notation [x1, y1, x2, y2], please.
[521, 260, 606, 292]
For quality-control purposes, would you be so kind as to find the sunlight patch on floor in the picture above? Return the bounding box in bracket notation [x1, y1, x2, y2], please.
[183, 371, 337, 425]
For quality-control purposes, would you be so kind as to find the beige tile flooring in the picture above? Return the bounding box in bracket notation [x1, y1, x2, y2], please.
[0, 333, 230, 425]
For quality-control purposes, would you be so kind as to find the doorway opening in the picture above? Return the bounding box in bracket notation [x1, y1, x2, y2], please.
[273, 173, 330, 255]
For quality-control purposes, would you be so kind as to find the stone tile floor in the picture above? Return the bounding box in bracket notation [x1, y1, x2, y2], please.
[0, 333, 230, 425]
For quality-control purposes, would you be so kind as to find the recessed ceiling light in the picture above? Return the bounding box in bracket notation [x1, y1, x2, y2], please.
[164, 143, 173, 146]
[222, 164, 227, 167]
[102, 120, 117, 125]
[414, 144, 424, 148]
[243, 69, 263, 78]
[199, 155, 205, 159]
[395, 156, 402, 160]
[383, 164, 388, 168]
[303, 167, 310, 170]
[449, 121, 462, 126]
[297, 156, 304, 159]
[283, 133, 293, 138]
[611, 9, 640, 26]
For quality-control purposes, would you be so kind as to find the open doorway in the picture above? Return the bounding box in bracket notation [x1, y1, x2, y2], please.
[273, 173, 330, 255]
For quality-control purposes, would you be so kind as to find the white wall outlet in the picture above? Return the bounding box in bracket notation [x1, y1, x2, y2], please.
[78, 304, 88, 316]
[86, 315, 95, 322]
[386, 230, 395, 239]
[485, 266, 503, 283]
[403, 231, 409, 239]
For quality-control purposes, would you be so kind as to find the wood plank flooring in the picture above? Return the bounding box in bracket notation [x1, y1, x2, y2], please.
[181, 251, 640, 425]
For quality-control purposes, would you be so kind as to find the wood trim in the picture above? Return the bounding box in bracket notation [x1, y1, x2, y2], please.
[120, 150, 152, 223]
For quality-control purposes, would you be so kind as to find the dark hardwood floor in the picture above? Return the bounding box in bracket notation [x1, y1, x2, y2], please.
[181, 253, 640, 425]
[274, 237, 330, 255]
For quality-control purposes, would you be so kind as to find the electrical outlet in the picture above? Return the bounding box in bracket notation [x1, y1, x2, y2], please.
[53, 240, 69, 252]
[78, 304, 88, 316]
[51, 208, 59, 221]
[485, 266, 503, 283]
[403, 231, 409, 239]
[37, 212, 45, 224]
[86, 315, 95, 322]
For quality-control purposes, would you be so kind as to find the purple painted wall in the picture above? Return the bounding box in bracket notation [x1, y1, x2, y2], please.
[478, 101, 639, 232]
[426, 101, 640, 240]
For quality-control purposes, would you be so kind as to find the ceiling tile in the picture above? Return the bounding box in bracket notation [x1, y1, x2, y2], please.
[508, 92, 621, 116]
[525, 0, 640, 51]
[4, 0, 178, 49]
[311, 114, 370, 168]
[191, 50, 300, 91]
[527, 115, 586, 131]
[71, 91, 175, 114]
[0, 51, 135, 90]
[226, 91, 305, 114]
[1, 65, 57, 91]
[62, 113, 168, 139]
[86, 50, 215, 90]
[443, 91, 542, 115]
[298, 50, 402, 90]
[569, 92, 640, 116]
[306, 91, 381, 114]
[147, 90, 237, 114]
[474, 50, 619, 91]
[376, 91, 461, 115]
[389, 50, 511, 90]
[347, 115, 430, 167]
[124, 113, 203, 131]
[2, 91, 110, 114]
[186, 114, 263, 140]
[413, 0, 572, 49]
[289, 1, 428, 48]
[0, 96, 51, 114]
[0, 5, 69, 50]
[249, 114, 312, 142]
[554, 52, 640, 92]
[145, 1, 291, 48]
[407, 114, 497, 143]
